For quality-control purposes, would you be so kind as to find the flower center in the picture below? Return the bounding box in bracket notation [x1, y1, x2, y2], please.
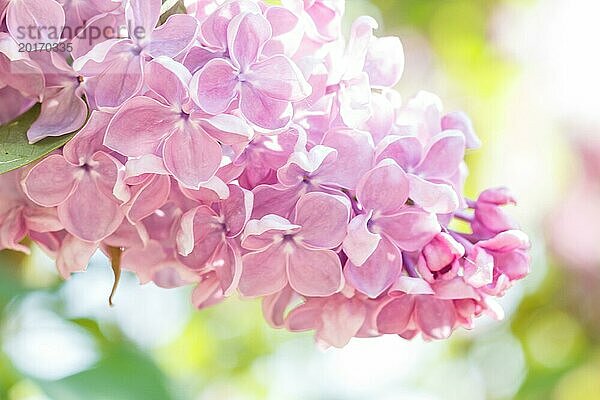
[366, 216, 382, 234]
[130, 45, 143, 56]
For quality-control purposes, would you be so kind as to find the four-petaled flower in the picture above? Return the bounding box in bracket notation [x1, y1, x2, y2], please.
[191, 11, 312, 130]
[239, 192, 350, 297]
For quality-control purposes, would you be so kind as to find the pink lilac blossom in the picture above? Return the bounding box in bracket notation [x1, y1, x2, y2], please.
[0, 33, 44, 123]
[0, 0, 530, 347]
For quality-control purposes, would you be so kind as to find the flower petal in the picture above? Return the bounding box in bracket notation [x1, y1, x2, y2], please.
[146, 14, 198, 58]
[239, 245, 287, 297]
[344, 237, 402, 298]
[377, 209, 440, 252]
[6, 0, 65, 45]
[27, 87, 88, 143]
[342, 212, 381, 266]
[145, 57, 192, 106]
[72, 38, 127, 73]
[69, 10, 122, 59]
[344, 16, 377, 78]
[246, 55, 311, 102]
[56, 234, 97, 278]
[417, 130, 465, 179]
[23, 155, 79, 207]
[442, 112, 481, 150]
[57, 173, 123, 242]
[375, 135, 423, 170]
[180, 228, 223, 270]
[390, 276, 434, 295]
[407, 174, 459, 214]
[432, 278, 480, 300]
[364, 36, 404, 88]
[338, 73, 372, 128]
[277, 145, 337, 186]
[162, 123, 222, 189]
[478, 229, 530, 253]
[23, 206, 62, 233]
[191, 273, 224, 310]
[285, 300, 323, 332]
[414, 296, 456, 340]
[364, 93, 394, 144]
[0, 208, 28, 253]
[126, 174, 171, 223]
[125, 0, 160, 37]
[91, 50, 144, 108]
[262, 286, 295, 328]
[199, 0, 261, 50]
[251, 184, 302, 220]
[200, 113, 254, 145]
[287, 247, 343, 297]
[376, 295, 415, 334]
[242, 214, 300, 251]
[89, 151, 121, 200]
[105, 96, 179, 157]
[190, 58, 238, 115]
[63, 111, 112, 165]
[320, 127, 375, 189]
[227, 12, 271, 69]
[463, 246, 494, 288]
[0, 87, 35, 124]
[125, 154, 170, 177]
[263, 6, 303, 57]
[222, 185, 253, 238]
[239, 82, 292, 130]
[293, 192, 349, 249]
[319, 297, 366, 348]
[214, 241, 242, 296]
[357, 159, 410, 215]
[0, 50, 44, 99]
[183, 45, 221, 74]
[0, 1, 9, 20]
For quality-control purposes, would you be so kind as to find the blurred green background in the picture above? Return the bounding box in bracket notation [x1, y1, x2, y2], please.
[2, 0, 599, 399]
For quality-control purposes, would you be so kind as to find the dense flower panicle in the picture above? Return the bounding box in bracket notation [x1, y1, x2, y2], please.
[0, 0, 531, 347]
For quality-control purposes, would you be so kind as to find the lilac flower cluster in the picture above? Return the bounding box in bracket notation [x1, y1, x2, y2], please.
[0, 0, 530, 347]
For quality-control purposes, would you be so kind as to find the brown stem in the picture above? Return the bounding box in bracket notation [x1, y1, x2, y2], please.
[107, 246, 122, 307]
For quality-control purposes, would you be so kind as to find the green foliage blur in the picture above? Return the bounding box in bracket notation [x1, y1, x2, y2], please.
[372, 0, 515, 96]
[0, 248, 297, 400]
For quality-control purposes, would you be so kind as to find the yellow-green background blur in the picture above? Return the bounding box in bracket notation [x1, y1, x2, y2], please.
[2, 0, 599, 399]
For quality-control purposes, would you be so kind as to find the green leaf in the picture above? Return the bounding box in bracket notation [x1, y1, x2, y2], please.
[35, 345, 176, 400]
[159, 0, 186, 25]
[0, 105, 77, 175]
[0, 250, 30, 307]
[161, 0, 181, 14]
